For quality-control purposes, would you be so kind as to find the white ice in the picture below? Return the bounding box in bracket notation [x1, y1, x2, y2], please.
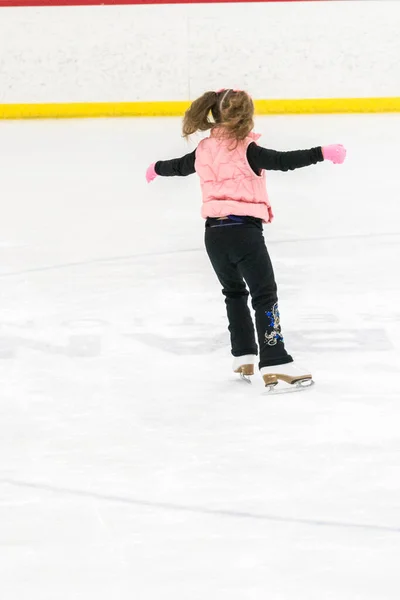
[0, 115, 399, 599]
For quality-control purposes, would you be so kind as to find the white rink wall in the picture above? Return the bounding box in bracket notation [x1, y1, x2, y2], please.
[0, 1, 399, 104]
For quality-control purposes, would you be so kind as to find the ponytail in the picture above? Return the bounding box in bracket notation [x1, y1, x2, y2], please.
[182, 91, 218, 138]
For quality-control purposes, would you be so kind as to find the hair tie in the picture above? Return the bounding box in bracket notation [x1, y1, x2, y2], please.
[219, 89, 232, 110]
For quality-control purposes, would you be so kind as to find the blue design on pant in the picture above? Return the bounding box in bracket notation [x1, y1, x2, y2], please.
[265, 302, 284, 346]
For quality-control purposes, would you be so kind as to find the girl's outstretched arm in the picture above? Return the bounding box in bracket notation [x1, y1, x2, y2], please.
[146, 150, 196, 182]
[247, 143, 346, 173]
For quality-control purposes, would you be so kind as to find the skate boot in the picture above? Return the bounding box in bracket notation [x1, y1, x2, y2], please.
[233, 354, 257, 382]
[260, 362, 314, 393]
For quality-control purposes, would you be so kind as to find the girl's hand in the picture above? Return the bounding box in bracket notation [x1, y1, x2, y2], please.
[146, 163, 158, 183]
[322, 144, 347, 164]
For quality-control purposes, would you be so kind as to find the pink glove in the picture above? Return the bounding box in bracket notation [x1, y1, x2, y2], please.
[146, 163, 158, 183]
[322, 144, 346, 164]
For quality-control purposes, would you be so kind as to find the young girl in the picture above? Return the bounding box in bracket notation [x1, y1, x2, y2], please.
[146, 89, 346, 391]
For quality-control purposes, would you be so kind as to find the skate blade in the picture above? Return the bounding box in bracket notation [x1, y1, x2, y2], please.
[239, 372, 252, 384]
[235, 364, 254, 384]
[264, 379, 315, 395]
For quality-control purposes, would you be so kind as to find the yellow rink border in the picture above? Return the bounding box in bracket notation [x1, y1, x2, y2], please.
[1, 97, 400, 119]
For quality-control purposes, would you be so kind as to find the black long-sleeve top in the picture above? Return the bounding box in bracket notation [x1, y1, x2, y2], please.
[155, 143, 324, 177]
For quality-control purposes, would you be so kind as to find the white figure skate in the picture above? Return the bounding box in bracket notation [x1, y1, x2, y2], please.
[260, 362, 314, 394]
[233, 354, 257, 383]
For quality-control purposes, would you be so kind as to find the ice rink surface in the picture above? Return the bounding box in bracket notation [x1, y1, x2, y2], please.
[1, 114, 399, 599]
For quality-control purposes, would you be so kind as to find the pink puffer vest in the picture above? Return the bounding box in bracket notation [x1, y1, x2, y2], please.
[195, 129, 273, 223]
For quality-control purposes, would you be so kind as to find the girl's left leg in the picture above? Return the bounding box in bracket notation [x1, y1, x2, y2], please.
[205, 227, 257, 358]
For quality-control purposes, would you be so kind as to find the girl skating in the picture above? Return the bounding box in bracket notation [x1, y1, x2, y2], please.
[146, 89, 346, 391]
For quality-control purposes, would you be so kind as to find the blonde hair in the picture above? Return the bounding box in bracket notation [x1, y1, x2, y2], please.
[182, 89, 254, 144]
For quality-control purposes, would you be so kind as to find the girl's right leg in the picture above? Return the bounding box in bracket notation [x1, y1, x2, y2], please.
[237, 232, 313, 387]
[233, 227, 293, 370]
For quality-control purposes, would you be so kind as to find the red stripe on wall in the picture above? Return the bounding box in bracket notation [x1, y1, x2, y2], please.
[0, 0, 316, 6]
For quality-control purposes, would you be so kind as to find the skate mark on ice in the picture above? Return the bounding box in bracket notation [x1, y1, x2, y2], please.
[1, 231, 398, 280]
[0, 247, 203, 279]
[2, 479, 400, 535]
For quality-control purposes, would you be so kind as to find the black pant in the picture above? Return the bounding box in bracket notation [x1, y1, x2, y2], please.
[205, 217, 293, 369]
